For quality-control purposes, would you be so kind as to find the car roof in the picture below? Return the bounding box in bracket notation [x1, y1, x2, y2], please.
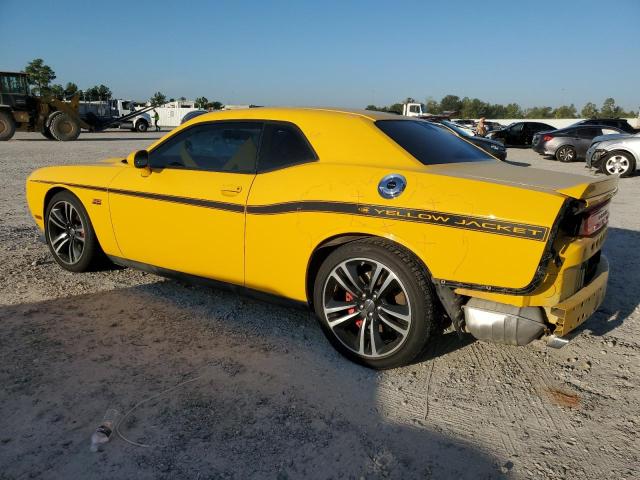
[147, 107, 422, 170]
[189, 106, 404, 124]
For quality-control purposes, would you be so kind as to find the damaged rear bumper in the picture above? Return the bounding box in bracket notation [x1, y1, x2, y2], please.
[461, 255, 609, 346]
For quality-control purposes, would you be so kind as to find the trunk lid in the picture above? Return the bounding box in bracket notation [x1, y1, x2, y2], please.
[427, 161, 617, 202]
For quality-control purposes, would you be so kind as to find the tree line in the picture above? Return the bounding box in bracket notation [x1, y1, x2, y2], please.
[366, 95, 637, 119]
[23, 58, 224, 109]
[24, 59, 112, 101]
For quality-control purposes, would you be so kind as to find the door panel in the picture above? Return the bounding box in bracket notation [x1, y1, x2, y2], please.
[109, 167, 254, 285]
[108, 121, 263, 285]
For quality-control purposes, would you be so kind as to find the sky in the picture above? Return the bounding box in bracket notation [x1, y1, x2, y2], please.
[1, 0, 639, 110]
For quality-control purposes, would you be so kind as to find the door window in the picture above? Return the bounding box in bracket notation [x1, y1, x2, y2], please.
[509, 123, 524, 133]
[149, 122, 263, 173]
[601, 128, 619, 135]
[258, 122, 317, 171]
[577, 127, 600, 138]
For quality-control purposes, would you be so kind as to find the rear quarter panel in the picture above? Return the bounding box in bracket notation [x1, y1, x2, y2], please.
[245, 161, 564, 302]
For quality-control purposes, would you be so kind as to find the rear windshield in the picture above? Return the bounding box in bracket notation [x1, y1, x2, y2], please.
[376, 120, 493, 165]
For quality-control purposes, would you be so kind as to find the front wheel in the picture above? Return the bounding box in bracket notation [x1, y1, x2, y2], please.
[601, 151, 635, 177]
[45, 191, 101, 272]
[313, 238, 438, 369]
[555, 145, 576, 162]
[41, 126, 55, 140]
[49, 112, 80, 141]
[135, 120, 148, 132]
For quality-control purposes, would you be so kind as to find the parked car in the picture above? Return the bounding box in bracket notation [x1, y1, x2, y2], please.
[532, 125, 624, 162]
[26, 108, 616, 369]
[483, 121, 503, 133]
[451, 119, 502, 135]
[487, 122, 556, 147]
[586, 133, 640, 177]
[180, 109, 208, 124]
[431, 120, 507, 160]
[573, 118, 639, 134]
[453, 119, 475, 129]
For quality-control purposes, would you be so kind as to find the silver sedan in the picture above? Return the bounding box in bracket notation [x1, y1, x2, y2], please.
[586, 133, 640, 177]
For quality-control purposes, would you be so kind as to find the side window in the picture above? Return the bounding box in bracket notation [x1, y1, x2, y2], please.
[409, 105, 420, 113]
[578, 127, 599, 138]
[602, 128, 619, 135]
[510, 123, 524, 133]
[149, 122, 262, 173]
[258, 123, 316, 172]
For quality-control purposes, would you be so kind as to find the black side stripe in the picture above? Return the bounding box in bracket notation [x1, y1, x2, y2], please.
[32, 180, 548, 241]
[33, 180, 108, 193]
[248, 201, 549, 241]
[108, 188, 245, 213]
[32, 180, 244, 213]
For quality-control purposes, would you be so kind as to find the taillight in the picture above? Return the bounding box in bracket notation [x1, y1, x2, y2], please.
[578, 202, 609, 236]
[543, 134, 553, 142]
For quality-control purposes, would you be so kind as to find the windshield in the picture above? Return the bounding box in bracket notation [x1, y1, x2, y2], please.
[441, 120, 472, 137]
[0, 74, 28, 95]
[376, 120, 493, 165]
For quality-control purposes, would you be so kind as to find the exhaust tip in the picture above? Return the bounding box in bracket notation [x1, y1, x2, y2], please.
[463, 298, 546, 346]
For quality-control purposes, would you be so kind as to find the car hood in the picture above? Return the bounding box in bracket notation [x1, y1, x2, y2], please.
[427, 161, 617, 201]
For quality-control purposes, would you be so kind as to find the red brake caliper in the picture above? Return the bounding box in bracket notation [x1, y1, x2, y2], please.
[346, 292, 363, 328]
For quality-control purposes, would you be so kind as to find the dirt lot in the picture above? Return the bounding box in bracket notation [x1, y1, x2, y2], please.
[0, 131, 638, 479]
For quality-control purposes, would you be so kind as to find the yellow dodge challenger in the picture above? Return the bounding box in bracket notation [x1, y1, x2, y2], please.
[26, 108, 615, 368]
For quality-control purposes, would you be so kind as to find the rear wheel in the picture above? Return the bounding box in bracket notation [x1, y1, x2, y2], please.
[45, 191, 100, 272]
[602, 151, 635, 177]
[555, 145, 576, 162]
[313, 238, 438, 369]
[0, 111, 16, 141]
[49, 112, 80, 141]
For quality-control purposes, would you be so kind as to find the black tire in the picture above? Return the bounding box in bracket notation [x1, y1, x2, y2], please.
[41, 126, 55, 140]
[555, 145, 576, 162]
[601, 151, 636, 178]
[49, 112, 80, 141]
[45, 191, 101, 272]
[0, 110, 16, 141]
[135, 120, 148, 132]
[313, 238, 438, 369]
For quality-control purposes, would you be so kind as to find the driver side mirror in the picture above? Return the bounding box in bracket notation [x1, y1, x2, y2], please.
[128, 149, 149, 168]
[127, 150, 151, 176]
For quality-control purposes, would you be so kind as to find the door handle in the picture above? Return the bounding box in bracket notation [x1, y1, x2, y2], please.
[221, 184, 242, 195]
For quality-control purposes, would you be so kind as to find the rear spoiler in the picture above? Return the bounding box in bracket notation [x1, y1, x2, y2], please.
[556, 175, 618, 209]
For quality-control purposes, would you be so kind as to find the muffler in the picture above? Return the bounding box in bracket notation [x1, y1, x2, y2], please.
[462, 298, 546, 346]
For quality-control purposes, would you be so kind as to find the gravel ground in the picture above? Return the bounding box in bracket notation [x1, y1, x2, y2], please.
[0, 131, 638, 479]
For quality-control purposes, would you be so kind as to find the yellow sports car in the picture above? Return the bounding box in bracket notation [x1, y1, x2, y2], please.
[26, 108, 615, 368]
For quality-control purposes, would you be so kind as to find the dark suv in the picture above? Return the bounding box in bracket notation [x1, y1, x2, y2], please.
[573, 118, 638, 134]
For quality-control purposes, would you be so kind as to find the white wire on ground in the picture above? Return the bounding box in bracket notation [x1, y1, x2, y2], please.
[115, 371, 211, 448]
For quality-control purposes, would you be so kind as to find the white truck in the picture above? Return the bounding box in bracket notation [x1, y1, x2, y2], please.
[402, 102, 430, 117]
[78, 99, 152, 132]
[110, 100, 152, 132]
